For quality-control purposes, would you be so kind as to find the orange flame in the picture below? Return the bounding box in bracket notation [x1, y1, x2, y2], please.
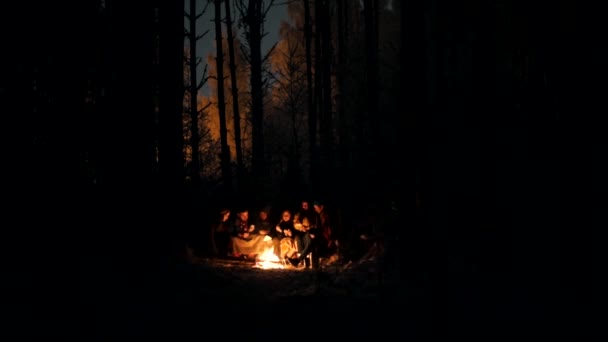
[254, 235, 284, 269]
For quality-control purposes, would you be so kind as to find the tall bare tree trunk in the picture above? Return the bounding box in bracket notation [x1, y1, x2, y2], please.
[224, 0, 244, 190]
[249, 0, 265, 193]
[303, 0, 316, 188]
[319, 0, 333, 190]
[246, 0, 265, 193]
[363, 0, 379, 183]
[214, 0, 233, 193]
[188, 0, 201, 186]
[336, 0, 348, 171]
[313, 0, 322, 192]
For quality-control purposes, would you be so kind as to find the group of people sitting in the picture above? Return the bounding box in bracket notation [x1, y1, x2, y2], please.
[210, 199, 338, 268]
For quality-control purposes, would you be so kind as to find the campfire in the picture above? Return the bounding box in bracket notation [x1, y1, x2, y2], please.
[254, 235, 284, 269]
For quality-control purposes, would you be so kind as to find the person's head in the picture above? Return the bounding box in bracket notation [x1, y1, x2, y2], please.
[281, 210, 292, 221]
[220, 209, 231, 222]
[258, 210, 268, 221]
[301, 200, 310, 211]
[313, 200, 324, 213]
[237, 209, 249, 222]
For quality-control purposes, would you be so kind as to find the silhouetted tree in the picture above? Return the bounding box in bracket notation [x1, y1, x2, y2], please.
[224, 0, 245, 190]
[363, 0, 379, 180]
[336, 0, 348, 173]
[214, 0, 233, 194]
[269, 25, 307, 160]
[200, 34, 250, 187]
[318, 0, 333, 191]
[185, 0, 210, 187]
[303, 0, 316, 186]
[312, 0, 323, 192]
[236, 0, 276, 195]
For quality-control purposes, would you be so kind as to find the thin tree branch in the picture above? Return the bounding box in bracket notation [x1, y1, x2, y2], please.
[197, 65, 209, 90]
[196, 29, 210, 40]
[262, 42, 278, 63]
[269, 75, 286, 90]
[240, 45, 251, 64]
[198, 101, 212, 114]
[273, 0, 296, 6]
[202, 1, 211, 14]
[263, 0, 276, 17]
[235, 0, 247, 19]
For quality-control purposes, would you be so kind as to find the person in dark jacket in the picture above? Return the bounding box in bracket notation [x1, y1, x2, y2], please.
[275, 210, 298, 261]
[252, 206, 279, 257]
[210, 208, 232, 257]
[289, 200, 338, 267]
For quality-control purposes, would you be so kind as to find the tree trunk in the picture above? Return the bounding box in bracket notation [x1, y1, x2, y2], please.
[303, 0, 316, 188]
[224, 0, 244, 190]
[363, 0, 379, 182]
[319, 0, 333, 191]
[188, 0, 201, 186]
[247, 0, 265, 194]
[336, 0, 348, 173]
[214, 0, 233, 194]
[312, 0, 322, 193]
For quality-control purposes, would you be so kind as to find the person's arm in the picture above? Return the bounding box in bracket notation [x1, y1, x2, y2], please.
[284, 221, 295, 237]
[234, 221, 252, 239]
[275, 220, 284, 235]
[322, 213, 336, 247]
[308, 215, 320, 238]
[238, 228, 250, 239]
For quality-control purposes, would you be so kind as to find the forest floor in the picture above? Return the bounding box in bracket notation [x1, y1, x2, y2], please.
[87, 240, 409, 339]
[86, 234, 553, 339]
[178, 243, 400, 299]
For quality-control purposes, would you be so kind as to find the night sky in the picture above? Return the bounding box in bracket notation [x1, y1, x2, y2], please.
[189, 0, 288, 96]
